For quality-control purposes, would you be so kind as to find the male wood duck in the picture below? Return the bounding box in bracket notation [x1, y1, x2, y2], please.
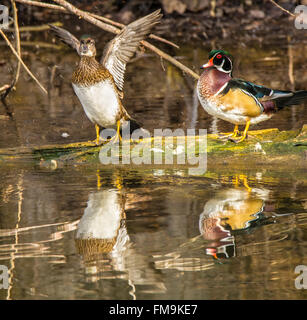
[49, 10, 161, 144]
[197, 49, 307, 143]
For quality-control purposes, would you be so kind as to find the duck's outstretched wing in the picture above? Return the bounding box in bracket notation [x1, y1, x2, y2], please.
[101, 10, 162, 95]
[48, 24, 80, 53]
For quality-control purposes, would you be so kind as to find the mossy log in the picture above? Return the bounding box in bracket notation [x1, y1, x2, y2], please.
[0, 126, 306, 170]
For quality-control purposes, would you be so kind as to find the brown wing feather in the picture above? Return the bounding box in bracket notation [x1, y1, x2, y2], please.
[101, 10, 162, 94]
[48, 24, 80, 53]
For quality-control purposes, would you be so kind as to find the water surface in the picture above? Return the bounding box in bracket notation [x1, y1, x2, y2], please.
[0, 164, 306, 300]
[0, 34, 306, 300]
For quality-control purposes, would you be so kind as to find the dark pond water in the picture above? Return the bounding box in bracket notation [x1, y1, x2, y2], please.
[0, 165, 306, 300]
[0, 30, 306, 299]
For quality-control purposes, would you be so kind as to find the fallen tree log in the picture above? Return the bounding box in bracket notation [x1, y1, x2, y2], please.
[0, 126, 306, 171]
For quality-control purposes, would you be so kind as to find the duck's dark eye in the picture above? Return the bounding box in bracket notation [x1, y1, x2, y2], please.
[213, 55, 223, 66]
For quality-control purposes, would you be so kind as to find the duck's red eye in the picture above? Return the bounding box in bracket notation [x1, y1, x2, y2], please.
[216, 54, 222, 59]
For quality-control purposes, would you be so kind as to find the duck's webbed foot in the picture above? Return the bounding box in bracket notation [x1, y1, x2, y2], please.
[228, 121, 250, 143]
[218, 124, 239, 140]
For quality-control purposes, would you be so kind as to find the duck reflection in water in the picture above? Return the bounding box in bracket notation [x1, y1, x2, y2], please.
[75, 189, 128, 262]
[75, 175, 166, 297]
[200, 186, 270, 260]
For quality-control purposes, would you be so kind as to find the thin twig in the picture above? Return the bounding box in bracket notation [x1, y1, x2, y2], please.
[160, 56, 166, 72]
[15, 0, 125, 26]
[7, 21, 63, 32]
[1, 0, 21, 99]
[269, 0, 295, 17]
[0, 41, 63, 49]
[89, 17, 179, 48]
[0, 29, 48, 94]
[14, 41, 62, 49]
[287, 36, 294, 91]
[0, 85, 10, 92]
[51, 0, 199, 79]
[141, 40, 199, 79]
[15, 0, 179, 49]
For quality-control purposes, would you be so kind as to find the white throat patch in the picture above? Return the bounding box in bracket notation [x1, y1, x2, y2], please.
[80, 51, 95, 57]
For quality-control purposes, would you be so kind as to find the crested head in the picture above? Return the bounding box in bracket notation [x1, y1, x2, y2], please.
[208, 49, 232, 60]
[201, 49, 233, 74]
[78, 36, 96, 57]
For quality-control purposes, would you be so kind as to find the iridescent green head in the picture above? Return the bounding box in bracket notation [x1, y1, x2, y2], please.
[201, 49, 233, 74]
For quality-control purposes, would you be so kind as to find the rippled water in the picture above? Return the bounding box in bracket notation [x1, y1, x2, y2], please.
[0, 32, 306, 300]
[0, 164, 306, 300]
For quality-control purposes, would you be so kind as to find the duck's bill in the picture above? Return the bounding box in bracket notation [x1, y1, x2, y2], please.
[200, 58, 213, 69]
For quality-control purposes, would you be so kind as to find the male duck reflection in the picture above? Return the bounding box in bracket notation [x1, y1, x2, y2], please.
[199, 186, 270, 259]
[197, 50, 307, 143]
[49, 10, 161, 144]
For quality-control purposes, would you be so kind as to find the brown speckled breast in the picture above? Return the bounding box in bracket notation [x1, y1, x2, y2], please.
[198, 67, 231, 99]
[72, 56, 114, 87]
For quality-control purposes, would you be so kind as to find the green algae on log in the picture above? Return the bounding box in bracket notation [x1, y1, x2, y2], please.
[0, 126, 306, 170]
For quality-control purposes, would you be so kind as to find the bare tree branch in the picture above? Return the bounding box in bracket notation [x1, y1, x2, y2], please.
[1, 0, 21, 99]
[269, 0, 295, 17]
[15, 0, 179, 49]
[0, 29, 48, 95]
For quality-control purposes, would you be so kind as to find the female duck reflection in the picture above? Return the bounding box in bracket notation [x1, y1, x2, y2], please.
[75, 188, 128, 261]
[74, 185, 166, 297]
[199, 186, 270, 260]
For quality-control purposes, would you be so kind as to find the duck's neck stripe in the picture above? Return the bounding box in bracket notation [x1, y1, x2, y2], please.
[213, 82, 229, 97]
